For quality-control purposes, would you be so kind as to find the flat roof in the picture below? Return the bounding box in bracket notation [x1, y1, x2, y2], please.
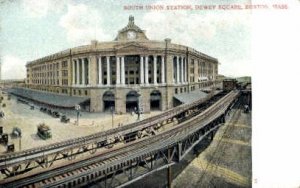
[8, 88, 89, 108]
[174, 90, 208, 104]
[174, 89, 222, 104]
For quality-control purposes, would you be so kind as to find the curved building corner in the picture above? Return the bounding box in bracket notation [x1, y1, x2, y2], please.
[22, 16, 219, 114]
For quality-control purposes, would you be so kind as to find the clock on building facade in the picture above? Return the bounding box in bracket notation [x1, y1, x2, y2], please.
[127, 31, 136, 40]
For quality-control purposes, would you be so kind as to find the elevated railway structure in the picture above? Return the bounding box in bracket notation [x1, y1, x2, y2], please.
[0, 90, 240, 187]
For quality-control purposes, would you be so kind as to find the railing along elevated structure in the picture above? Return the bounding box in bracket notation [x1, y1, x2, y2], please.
[0, 90, 221, 175]
[2, 92, 239, 187]
[0, 90, 239, 187]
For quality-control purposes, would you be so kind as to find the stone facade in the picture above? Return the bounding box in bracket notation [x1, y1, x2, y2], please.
[25, 16, 218, 114]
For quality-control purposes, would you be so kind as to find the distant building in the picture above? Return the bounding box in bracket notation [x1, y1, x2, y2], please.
[216, 74, 226, 81]
[222, 78, 237, 91]
[21, 16, 219, 113]
[0, 79, 26, 88]
[236, 76, 251, 83]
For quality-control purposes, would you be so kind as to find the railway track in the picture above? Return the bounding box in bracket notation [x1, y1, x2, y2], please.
[0, 90, 239, 187]
[0, 91, 227, 172]
[197, 96, 243, 187]
[0, 91, 220, 163]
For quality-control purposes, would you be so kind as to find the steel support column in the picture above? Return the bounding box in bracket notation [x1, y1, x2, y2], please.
[167, 148, 172, 188]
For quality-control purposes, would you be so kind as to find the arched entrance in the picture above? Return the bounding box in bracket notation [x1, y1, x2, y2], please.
[150, 90, 161, 110]
[126, 90, 139, 112]
[103, 91, 115, 111]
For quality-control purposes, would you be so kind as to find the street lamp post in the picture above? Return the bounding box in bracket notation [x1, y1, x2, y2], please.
[19, 135, 22, 151]
[137, 92, 141, 121]
[110, 106, 114, 128]
[75, 104, 81, 126]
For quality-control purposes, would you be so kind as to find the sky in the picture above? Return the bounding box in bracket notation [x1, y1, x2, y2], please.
[0, 0, 252, 79]
[1, 1, 300, 187]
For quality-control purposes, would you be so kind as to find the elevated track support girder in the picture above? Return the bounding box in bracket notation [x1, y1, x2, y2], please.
[0, 91, 240, 188]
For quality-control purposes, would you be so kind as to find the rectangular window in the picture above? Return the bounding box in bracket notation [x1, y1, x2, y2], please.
[62, 79, 68, 85]
[62, 61, 68, 68]
[62, 70, 68, 77]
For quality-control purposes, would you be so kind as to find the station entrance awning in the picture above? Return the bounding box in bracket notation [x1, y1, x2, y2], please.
[8, 87, 89, 108]
[174, 90, 208, 104]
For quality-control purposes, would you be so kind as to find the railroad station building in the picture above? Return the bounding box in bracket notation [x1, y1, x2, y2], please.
[18, 16, 218, 114]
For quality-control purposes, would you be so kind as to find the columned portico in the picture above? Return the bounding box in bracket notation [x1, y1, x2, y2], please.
[86, 54, 169, 87]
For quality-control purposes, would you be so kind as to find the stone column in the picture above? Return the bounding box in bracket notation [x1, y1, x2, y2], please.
[161, 56, 165, 84]
[140, 90, 150, 113]
[145, 56, 149, 85]
[82, 58, 85, 86]
[212, 64, 215, 80]
[98, 57, 102, 85]
[106, 56, 110, 85]
[183, 57, 186, 83]
[68, 59, 72, 87]
[185, 58, 188, 83]
[72, 60, 76, 86]
[87, 55, 97, 86]
[153, 55, 157, 85]
[90, 89, 103, 112]
[115, 92, 126, 114]
[76, 59, 80, 86]
[180, 57, 184, 84]
[140, 56, 144, 84]
[176, 56, 180, 84]
[121, 56, 125, 85]
[116, 56, 120, 85]
[87, 57, 91, 85]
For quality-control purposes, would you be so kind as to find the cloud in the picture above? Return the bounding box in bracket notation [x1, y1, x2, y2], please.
[219, 59, 252, 77]
[141, 0, 251, 46]
[140, 0, 252, 76]
[1, 55, 26, 79]
[22, 0, 68, 18]
[59, 4, 110, 45]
